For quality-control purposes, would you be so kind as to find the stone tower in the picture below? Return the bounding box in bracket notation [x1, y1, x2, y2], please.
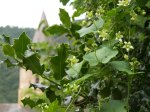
[18, 11, 48, 103]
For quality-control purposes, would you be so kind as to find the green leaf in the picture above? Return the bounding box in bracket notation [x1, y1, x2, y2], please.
[24, 50, 35, 58]
[102, 39, 118, 47]
[4, 59, 16, 67]
[133, 15, 147, 28]
[3, 44, 15, 57]
[59, 8, 71, 28]
[83, 47, 118, 66]
[60, 0, 70, 5]
[44, 100, 65, 112]
[13, 32, 30, 59]
[21, 97, 45, 108]
[136, 0, 148, 7]
[77, 17, 104, 37]
[46, 25, 68, 35]
[21, 97, 36, 108]
[106, 8, 118, 17]
[110, 61, 133, 74]
[96, 47, 118, 64]
[50, 44, 68, 80]
[2, 34, 11, 44]
[83, 52, 98, 66]
[45, 88, 58, 102]
[146, 1, 150, 8]
[73, 73, 93, 84]
[101, 100, 127, 112]
[66, 61, 84, 78]
[23, 54, 44, 75]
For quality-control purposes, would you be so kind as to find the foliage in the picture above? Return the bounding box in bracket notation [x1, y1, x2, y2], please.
[1, 0, 150, 111]
[0, 26, 35, 39]
[0, 26, 35, 103]
[0, 63, 19, 103]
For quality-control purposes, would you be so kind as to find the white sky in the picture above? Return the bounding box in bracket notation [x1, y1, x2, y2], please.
[0, 0, 74, 28]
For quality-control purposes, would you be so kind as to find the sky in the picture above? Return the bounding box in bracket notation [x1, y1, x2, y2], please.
[0, 0, 74, 28]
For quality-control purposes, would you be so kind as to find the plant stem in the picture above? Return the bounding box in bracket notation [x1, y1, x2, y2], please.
[21, 65, 61, 86]
[41, 75, 60, 86]
[65, 87, 81, 112]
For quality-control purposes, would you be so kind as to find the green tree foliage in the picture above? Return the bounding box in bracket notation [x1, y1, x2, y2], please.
[1, 0, 150, 111]
[0, 63, 18, 103]
[0, 26, 35, 38]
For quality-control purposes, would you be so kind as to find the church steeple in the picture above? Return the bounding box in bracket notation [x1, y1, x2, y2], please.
[41, 11, 47, 22]
[39, 11, 48, 30]
[32, 11, 48, 42]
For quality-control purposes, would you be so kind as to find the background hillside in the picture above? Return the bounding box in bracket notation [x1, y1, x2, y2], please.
[0, 26, 35, 103]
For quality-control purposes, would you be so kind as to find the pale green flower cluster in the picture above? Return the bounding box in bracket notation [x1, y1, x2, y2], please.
[124, 54, 129, 60]
[63, 83, 80, 94]
[84, 46, 91, 53]
[123, 41, 134, 52]
[115, 31, 123, 42]
[98, 29, 109, 41]
[67, 56, 79, 66]
[130, 58, 140, 70]
[137, 7, 146, 15]
[130, 10, 137, 20]
[92, 43, 98, 47]
[96, 6, 105, 16]
[87, 11, 93, 19]
[117, 0, 131, 6]
[82, 20, 87, 26]
[38, 103, 48, 112]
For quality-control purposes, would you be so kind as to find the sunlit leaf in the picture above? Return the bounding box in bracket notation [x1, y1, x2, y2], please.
[83, 47, 118, 66]
[3, 44, 15, 57]
[44, 100, 65, 112]
[77, 17, 104, 37]
[66, 61, 84, 78]
[96, 47, 118, 64]
[83, 52, 98, 66]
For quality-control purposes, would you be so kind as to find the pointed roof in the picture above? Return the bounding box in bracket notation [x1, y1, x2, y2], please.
[32, 11, 48, 43]
[41, 11, 47, 22]
[39, 11, 48, 30]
